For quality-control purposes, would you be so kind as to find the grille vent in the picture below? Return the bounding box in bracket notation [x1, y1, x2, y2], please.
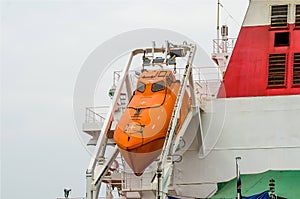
[268, 54, 286, 86]
[271, 5, 288, 28]
[293, 53, 300, 85]
[296, 5, 300, 27]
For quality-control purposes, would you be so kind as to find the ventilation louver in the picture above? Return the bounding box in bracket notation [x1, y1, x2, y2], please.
[293, 53, 300, 85]
[271, 5, 288, 28]
[296, 5, 300, 27]
[268, 54, 286, 86]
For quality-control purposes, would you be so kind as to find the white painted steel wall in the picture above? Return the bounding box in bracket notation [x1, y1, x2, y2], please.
[173, 95, 300, 198]
[243, 0, 300, 27]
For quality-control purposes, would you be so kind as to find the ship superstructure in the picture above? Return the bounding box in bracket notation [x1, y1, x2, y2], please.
[78, 0, 300, 199]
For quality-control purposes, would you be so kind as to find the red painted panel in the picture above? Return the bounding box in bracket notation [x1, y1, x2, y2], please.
[218, 24, 300, 98]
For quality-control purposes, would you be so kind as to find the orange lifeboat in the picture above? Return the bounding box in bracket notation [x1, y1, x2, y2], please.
[113, 70, 190, 175]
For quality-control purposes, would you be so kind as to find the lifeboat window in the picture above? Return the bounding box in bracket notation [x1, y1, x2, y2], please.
[166, 74, 174, 86]
[268, 54, 286, 86]
[296, 5, 300, 27]
[170, 48, 186, 57]
[271, 5, 288, 28]
[137, 82, 146, 93]
[293, 53, 300, 85]
[152, 81, 165, 92]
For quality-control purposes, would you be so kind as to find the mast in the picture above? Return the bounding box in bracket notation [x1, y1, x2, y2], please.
[217, 0, 220, 53]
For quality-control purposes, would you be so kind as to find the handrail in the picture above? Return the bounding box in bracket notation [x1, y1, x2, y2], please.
[85, 107, 108, 123]
[213, 38, 236, 54]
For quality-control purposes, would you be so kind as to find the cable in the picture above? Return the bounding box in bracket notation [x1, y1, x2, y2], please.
[220, 3, 241, 28]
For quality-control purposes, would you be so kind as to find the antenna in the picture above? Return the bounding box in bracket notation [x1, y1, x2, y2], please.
[217, 0, 220, 45]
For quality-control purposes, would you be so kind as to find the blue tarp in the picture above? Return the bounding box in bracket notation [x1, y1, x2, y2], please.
[242, 191, 270, 199]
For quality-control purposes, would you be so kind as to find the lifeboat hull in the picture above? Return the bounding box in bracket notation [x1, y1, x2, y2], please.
[113, 70, 190, 175]
[114, 106, 171, 174]
[119, 138, 165, 175]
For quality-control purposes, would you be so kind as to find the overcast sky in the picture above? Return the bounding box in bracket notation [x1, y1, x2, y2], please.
[1, 0, 248, 199]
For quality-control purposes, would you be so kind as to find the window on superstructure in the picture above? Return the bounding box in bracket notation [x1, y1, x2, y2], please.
[293, 53, 300, 85]
[271, 5, 288, 28]
[296, 5, 300, 27]
[268, 54, 286, 86]
[274, 32, 289, 46]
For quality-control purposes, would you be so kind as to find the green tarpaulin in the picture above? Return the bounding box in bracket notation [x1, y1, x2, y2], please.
[210, 170, 300, 199]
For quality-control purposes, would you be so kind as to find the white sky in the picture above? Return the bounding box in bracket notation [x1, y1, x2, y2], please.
[1, 0, 249, 199]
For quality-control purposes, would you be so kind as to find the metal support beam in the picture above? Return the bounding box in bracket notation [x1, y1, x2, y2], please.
[85, 47, 167, 199]
[197, 107, 205, 157]
[125, 73, 132, 100]
[85, 52, 134, 199]
[93, 146, 119, 186]
[156, 44, 196, 198]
